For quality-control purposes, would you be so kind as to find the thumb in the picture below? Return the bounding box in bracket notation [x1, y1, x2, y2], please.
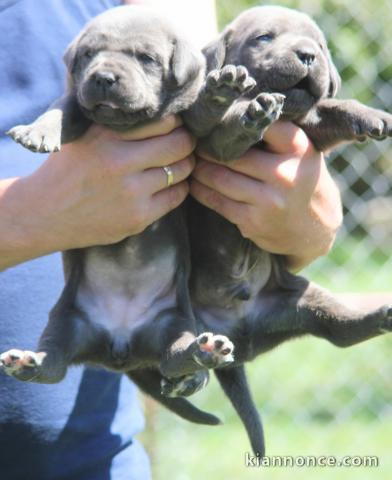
[263, 121, 312, 155]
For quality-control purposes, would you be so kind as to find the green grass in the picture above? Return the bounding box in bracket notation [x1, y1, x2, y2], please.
[140, 336, 391, 480]
[148, 421, 390, 480]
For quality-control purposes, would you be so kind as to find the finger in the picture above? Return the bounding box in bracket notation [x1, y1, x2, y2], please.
[189, 179, 248, 226]
[263, 121, 312, 155]
[140, 155, 195, 194]
[119, 127, 197, 171]
[197, 149, 291, 184]
[193, 160, 267, 203]
[147, 181, 189, 224]
[115, 115, 183, 140]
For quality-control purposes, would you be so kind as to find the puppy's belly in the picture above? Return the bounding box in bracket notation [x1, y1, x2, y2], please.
[75, 244, 177, 332]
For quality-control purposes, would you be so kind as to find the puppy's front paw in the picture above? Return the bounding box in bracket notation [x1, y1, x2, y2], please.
[0, 349, 46, 382]
[206, 65, 256, 106]
[241, 92, 285, 132]
[7, 123, 61, 153]
[161, 370, 210, 398]
[352, 109, 392, 142]
[192, 332, 234, 368]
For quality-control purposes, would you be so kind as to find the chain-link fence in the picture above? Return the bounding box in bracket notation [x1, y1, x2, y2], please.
[298, 0, 392, 292]
[144, 1, 392, 478]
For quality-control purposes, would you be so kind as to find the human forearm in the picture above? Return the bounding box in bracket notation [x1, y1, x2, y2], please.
[0, 176, 54, 270]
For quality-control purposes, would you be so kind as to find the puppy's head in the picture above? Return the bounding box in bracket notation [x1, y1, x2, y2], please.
[64, 6, 205, 129]
[204, 6, 341, 118]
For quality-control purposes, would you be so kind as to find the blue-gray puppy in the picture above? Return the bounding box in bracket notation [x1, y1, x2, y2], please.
[2, 5, 235, 427]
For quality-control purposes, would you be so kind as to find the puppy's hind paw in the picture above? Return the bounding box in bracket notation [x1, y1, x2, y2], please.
[241, 92, 285, 133]
[206, 65, 256, 106]
[161, 370, 210, 398]
[7, 124, 61, 153]
[192, 332, 234, 369]
[0, 349, 46, 382]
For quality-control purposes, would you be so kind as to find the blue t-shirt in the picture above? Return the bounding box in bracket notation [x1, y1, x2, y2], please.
[0, 1, 151, 478]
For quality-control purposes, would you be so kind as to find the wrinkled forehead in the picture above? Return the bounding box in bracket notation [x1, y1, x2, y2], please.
[230, 7, 326, 44]
[78, 6, 175, 54]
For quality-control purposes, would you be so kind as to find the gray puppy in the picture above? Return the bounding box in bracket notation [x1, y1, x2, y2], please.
[186, 6, 392, 157]
[1, 6, 235, 426]
[183, 6, 392, 455]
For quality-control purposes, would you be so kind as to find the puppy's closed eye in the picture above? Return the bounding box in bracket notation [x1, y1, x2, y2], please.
[137, 52, 157, 65]
[254, 33, 275, 43]
[83, 49, 94, 59]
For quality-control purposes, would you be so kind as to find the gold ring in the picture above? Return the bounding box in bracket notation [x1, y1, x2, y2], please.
[163, 166, 174, 187]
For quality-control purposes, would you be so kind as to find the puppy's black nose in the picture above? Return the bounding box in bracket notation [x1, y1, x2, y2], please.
[296, 49, 316, 67]
[94, 71, 118, 87]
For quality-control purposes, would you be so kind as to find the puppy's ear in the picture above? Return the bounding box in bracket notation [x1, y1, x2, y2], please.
[326, 49, 341, 97]
[171, 39, 205, 86]
[202, 29, 231, 71]
[63, 32, 83, 73]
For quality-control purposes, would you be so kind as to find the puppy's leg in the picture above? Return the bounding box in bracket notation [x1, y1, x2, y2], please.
[127, 313, 213, 397]
[158, 327, 235, 379]
[249, 277, 391, 357]
[7, 94, 91, 153]
[183, 65, 256, 137]
[297, 284, 391, 347]
[0, 306, 99, 384]
[298, 98, 392, 152]
[128, 369, 221, 425]
[215, 365, 265, 457]
[130, 309, 234, 382]
[0, 252, 99, 383]
[200, 93, 284, 161]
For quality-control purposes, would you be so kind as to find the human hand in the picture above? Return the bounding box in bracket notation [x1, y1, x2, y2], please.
[1, 115, 195, 268]
[190, 121, 343, 271]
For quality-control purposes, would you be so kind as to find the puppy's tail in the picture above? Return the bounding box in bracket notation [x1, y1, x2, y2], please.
[127, 369, 221, 426]
[215, 365, 265, 457]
